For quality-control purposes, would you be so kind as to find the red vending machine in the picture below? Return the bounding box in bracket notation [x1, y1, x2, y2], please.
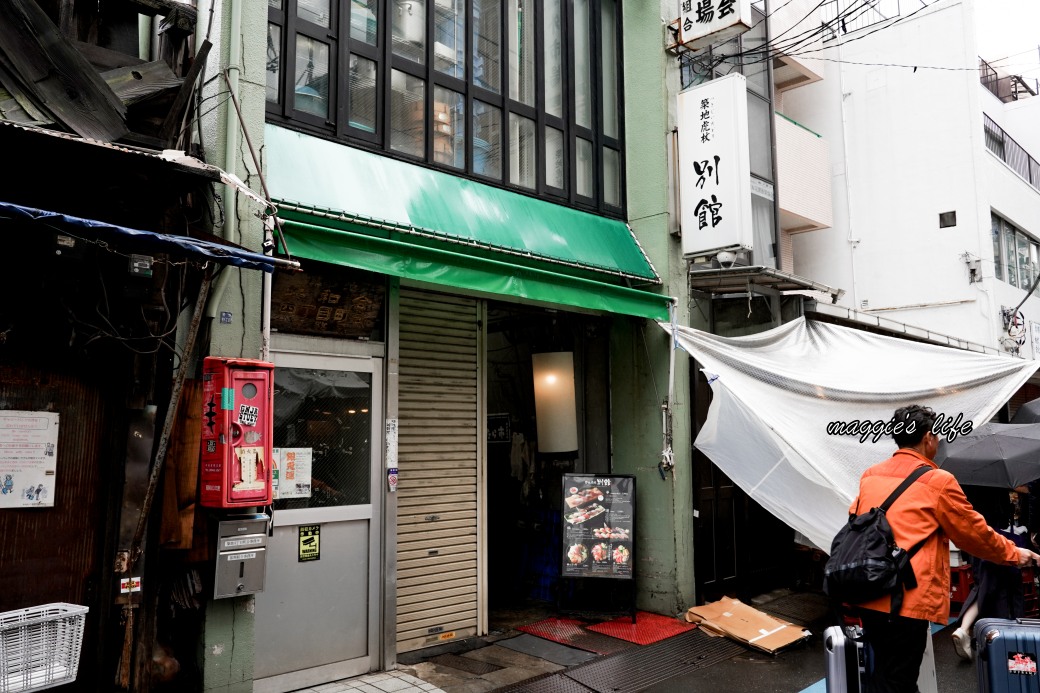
[199, 357, 274, 508]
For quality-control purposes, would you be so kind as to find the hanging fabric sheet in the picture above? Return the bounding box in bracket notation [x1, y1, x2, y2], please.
[660, 317, 1039, 550]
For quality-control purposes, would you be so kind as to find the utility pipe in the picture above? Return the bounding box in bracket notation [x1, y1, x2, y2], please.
[206, 0, 244, 319]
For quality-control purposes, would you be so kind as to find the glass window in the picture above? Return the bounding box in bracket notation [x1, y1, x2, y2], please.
[268, 0, 626, 213]
[509, 113, 536, 189]
[576, 138, 593, 197]
[1032, 241, 1040, 295]
[434, 0, 465, 78]
[350, 0, 378, 44]
[992, 215, 1003, 282]
[546, 127, 565, 189]
[742, 9, 768, 96]
[473, 100, 502, 178]
[267, 24, 282, 103]
[474, 0, 501, 93]
[544, 0, 563, 118]
[295, 35, 331, 119]
[603, 147, 620, 206]
[751, 191, 776, 268]
[392, 0, 425, 63]
[273, 368, 373, 509]
[349, 54, 377, 132]
[1018, 231, 1033, 290]
[1005, 224, 1019, 288]
[573, 0, 592, 129]
[298, 0, 331, 27]
[747, 94, 772, 179]
[509, 0, 535, 106]
[390, 70, 425, 157]
[601, 0, 618, 139]
[434, 86, 465, 168]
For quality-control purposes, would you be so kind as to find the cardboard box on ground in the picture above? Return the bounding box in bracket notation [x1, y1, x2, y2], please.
[684, 598, 811, 654]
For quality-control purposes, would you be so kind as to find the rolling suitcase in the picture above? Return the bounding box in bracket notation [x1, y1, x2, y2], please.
[975, 617, 1040, 692]
[824, 624, 867, 693]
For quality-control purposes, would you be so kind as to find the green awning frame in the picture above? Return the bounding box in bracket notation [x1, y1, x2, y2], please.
[266, 125, 671, 321]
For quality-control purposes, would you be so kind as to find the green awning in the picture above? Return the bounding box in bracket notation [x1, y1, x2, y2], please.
[266, 125, 670, 321]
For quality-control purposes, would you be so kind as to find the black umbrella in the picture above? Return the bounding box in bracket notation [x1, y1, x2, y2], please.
[1011, 398, 1040, 424]
[934, 422, 1040, 488]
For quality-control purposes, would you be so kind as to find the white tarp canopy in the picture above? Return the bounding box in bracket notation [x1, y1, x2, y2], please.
[660, 317, 1039, 551]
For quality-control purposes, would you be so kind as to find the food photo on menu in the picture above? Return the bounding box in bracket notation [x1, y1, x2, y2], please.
[591, 542, 610, 562]
[564, 486, 605, 508]
[567, 543, 588, 565]
[592, 525, 629, 540]
[564, 503, 607, 525]
[613, 544, 630, 565]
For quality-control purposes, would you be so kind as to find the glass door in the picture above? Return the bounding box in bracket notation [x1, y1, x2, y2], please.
[254, 352, 382, 693]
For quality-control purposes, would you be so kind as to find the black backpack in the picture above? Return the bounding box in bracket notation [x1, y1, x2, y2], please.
[823, 466, 931, 614]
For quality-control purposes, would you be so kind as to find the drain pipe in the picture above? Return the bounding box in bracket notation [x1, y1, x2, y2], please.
[836, 19, 859, 310]
[660, 299, 678, 480]
[206, 0, 243, 320]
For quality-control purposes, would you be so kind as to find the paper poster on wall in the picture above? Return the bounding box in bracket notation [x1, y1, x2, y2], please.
[0, 411, 60, 508]
[561, 474, 635, 579]
[272, 447, 312, 499]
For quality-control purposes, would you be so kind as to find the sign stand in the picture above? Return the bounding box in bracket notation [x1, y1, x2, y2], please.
[558, 474, 636, 623]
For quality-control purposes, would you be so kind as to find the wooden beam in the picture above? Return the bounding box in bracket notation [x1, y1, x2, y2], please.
[126, 0, 198, 30]
[73, 40, 147, 71]
[0, 0, 126, 141]
[159, 39, 210, 145]
[103, 60, 182, 106]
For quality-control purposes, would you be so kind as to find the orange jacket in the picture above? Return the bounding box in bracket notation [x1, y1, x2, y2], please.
[849, 449, 1019, 623]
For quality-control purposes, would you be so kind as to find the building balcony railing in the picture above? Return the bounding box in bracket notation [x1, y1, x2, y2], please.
[821, 0, 925, 38]
[980, 57, 1038, 103]
[984, 113, 1040, 193]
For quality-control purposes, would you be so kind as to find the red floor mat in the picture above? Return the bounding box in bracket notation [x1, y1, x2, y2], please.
[517, 617, 635, 655]
[584, 611, 696, 645]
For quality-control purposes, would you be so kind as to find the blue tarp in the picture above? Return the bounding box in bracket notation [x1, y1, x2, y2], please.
[0, 201, 295, 272]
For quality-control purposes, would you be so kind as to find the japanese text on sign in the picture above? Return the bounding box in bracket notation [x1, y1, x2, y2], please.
[0, 411, 59, 509]
[561, 474, 635, 580]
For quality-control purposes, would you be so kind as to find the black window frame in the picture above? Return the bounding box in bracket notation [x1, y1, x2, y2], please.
[266, 0, 627, 217]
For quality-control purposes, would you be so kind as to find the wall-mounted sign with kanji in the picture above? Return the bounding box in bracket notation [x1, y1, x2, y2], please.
[678, 0, 752, 49]
[676, 73, 753, 259]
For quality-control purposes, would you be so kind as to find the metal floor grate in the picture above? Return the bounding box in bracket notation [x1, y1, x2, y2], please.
[428, 653, 504, 675]
[492, 671, 598, 693]
[756, 592, 832, 627]
[562, 629, 745, 693]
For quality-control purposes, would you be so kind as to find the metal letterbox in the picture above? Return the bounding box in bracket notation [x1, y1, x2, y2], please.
[215, 515, 269, 599]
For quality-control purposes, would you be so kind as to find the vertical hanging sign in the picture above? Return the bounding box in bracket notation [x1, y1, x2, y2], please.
[676, 72, 753, 259]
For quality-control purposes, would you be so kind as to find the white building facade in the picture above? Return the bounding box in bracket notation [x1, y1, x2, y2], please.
[772, 0, 1040, 358]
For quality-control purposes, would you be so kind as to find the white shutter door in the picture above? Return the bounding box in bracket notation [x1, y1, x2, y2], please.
[396, 289, 483, 652]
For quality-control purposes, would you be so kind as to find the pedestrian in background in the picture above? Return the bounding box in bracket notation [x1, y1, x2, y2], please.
[848, 404, 1039, 692]
[950, 484, 1026, 660]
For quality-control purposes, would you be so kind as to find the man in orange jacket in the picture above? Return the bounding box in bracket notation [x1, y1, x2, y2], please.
[850, 404, 1040, 692]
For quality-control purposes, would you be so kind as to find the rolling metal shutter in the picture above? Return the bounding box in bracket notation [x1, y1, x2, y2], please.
[396, 289, 485, 652]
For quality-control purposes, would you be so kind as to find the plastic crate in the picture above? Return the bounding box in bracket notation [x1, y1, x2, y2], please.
[0, 603, 88, 693]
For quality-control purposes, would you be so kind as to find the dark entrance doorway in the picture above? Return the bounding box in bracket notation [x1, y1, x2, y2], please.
[691, 362, 794, 603]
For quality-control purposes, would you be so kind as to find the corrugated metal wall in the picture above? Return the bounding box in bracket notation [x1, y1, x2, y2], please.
[395, 289, 484, 652]
[0, 361, 117, 688]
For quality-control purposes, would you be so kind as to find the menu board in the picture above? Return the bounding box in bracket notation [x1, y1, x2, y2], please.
[561, 474, 634, 579]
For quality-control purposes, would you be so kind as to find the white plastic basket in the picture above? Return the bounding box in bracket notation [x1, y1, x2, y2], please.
[0, 603, 88, 693]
